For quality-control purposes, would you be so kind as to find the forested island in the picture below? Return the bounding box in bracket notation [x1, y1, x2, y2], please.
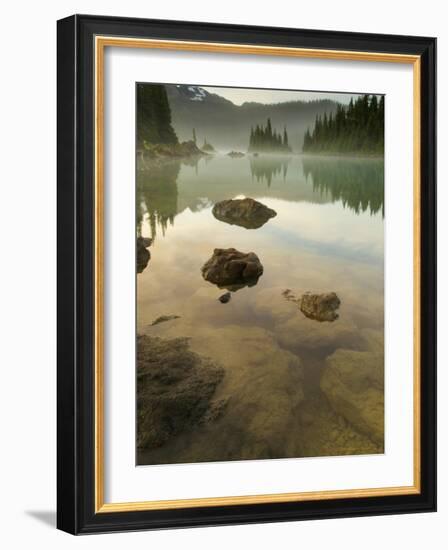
[201, 137, 215, 152]
[248, 119, 292, 153]
[302, 95, 384, 155]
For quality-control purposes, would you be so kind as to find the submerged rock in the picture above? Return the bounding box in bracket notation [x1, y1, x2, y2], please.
[300, 292, 341, 322]
[137, 335, 224, 449]
[212, 198, 277, 229]
[201, 248, 263, 291]
[144, 323, 305, 461]
[320, 334, 384, 447]
[151, 315, 180, 326]
[137, 236, 152, 273]
[253, 287, 361, 353]
[282, 288, 300, 303]
[218, 292, 231, 304]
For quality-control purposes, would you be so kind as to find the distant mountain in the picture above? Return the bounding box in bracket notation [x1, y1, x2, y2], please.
[166, 84, 340, 152]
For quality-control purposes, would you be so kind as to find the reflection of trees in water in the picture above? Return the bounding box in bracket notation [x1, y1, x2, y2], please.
[137, 161, 180, 240]
[249, 157, 290, 187]
[302, 157, 384, 216]
[180, 155, 201, 175]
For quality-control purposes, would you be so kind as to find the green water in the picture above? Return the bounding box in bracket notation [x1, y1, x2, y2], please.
[136, 153, 384, 465]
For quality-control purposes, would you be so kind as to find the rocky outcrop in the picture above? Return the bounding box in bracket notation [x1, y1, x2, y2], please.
[212, 198, 277, 229]
[299, 292, 341, 322]
[320, 333, 384, 447]
[137, 335, 224, 449]
[144, 140, 206, 160]
[201, 248, 263, 291]
[137, 236, 152, 273]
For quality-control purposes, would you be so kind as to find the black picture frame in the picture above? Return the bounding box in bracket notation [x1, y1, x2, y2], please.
[57, 14, 436, 534]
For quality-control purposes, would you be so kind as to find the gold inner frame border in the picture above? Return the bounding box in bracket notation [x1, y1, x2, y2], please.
[94, 36, 421, 513]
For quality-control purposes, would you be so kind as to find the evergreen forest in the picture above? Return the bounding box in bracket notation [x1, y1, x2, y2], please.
[302, 95, 384, 154]
[248, 119, 292, 153]
[137, 84, 178, 148]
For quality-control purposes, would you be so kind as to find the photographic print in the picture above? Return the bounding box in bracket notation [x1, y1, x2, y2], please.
[57, 17, 436, 533]
[136, 82, 385, 466]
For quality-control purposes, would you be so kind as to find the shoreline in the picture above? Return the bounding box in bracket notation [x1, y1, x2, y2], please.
[137, 147, 385, 164]
[299, 151, 384, 160]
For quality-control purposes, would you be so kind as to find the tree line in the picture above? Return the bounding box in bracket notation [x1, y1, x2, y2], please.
[248, 118, 291, 153]
[302, 95, 384, 154]
[137, 84, 178, 148]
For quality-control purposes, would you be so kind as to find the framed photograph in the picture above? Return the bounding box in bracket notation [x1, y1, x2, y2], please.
[57, 14, 436, 534]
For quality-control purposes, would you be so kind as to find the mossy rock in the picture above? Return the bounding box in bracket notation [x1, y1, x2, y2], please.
[137, 335, 224, 449]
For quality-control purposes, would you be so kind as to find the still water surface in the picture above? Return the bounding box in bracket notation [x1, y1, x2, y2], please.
[137, 154, 384, 465]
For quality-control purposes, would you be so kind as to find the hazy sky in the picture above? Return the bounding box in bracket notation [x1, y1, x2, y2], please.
[202, 86, 358, 106]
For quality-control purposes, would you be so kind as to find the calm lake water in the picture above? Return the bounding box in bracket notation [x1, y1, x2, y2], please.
[136, 153, 384, 465]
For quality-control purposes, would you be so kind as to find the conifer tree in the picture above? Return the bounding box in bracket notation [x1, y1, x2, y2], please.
[302, 94, 384, 154]
[283, 127, 289, 147]
[248, 119, 292, 152]
[137, 84, 178, 148]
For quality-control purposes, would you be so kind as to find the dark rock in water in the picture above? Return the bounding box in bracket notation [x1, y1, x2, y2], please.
[300, 292, 341, 322]
[227, 151, 245, 158]
[212, 197, 277, 229]
[137, 335, 224, 449]
[218, 292, 231, 304]
[137, 236, 151, 273]
[140, 237, 152, 247]
[151, 315, 180, 326]
[201, 248, 263, 291]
